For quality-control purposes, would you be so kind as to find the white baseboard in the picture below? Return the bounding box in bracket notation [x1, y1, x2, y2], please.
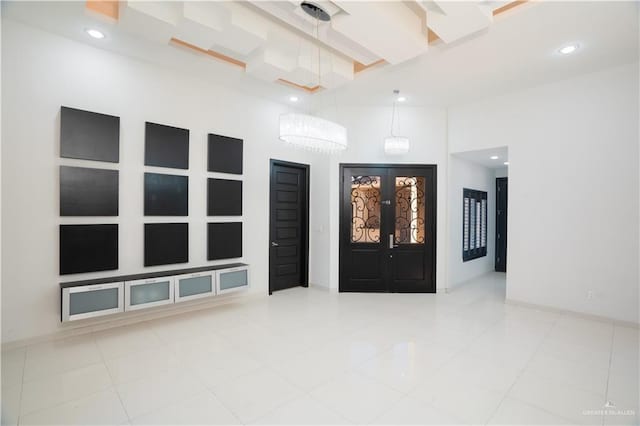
[1, 291, 265, 351]
[505, 298, 640, 329]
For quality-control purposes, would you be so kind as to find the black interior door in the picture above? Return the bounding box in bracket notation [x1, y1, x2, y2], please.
[339, 164, 437, 293]
[269, 160, 309, 294]
[495, 177, 508, 272]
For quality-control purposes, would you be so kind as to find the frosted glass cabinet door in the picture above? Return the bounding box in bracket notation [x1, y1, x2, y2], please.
[62, 282, 124, 322]
[216, 266, 249, 295]
[174, 272, 215, 302]
[125, 277, 174, 311]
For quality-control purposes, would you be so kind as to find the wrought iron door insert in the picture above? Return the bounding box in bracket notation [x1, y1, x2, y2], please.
[340, 164, 436, 293]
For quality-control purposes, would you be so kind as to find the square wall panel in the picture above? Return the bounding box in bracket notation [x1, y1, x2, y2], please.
[208, 222, 242, 260]
[208, 178, 242, 216]
[144, 173, 188, 216]
[208, 134, 243, 174]
[60, 106, 120, 163]
[145, 122, 189, 169]
[60, 224, 118, 275]
[60, 166, 119, 216]
[144, 223, 188, 266]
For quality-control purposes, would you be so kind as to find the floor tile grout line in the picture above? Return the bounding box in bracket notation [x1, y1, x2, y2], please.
[202, 373, 296, 426]
[17, 335, 113, 420]
[17, 386, 121, 424]
[202, 387, 245, 426]
[116, 369, 212, 423]
[482, 311, 562, 425]
[19, 333, 103, 383]
[168, 332, 283, 426]
[244, 387, 317, 425]
[601, 324, 616, 426]
[500, 313, 613, 424]
[95, 333, 132, 424]
[6, 278, 632, 426]
[346, 341, 471, 424]
[15, 345, 28, 426]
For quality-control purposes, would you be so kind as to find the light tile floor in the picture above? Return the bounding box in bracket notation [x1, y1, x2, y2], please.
[2, 273, 638, 425]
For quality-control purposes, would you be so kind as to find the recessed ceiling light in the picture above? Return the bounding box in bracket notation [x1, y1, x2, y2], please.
[397, 96, 407, 102]
[86, 28, 105, 39]
[504, 161, 510, 165]
[490, 155, 499, 160]
[289, 96, 299, 102]
[559, 44, 578, 55]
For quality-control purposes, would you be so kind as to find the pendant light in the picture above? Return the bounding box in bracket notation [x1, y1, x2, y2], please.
[384, 90, 410, 155]
[278, 2, 347, 154]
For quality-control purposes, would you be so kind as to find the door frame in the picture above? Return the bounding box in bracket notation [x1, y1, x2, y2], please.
[338, 163, 437, 293]
[269, 159, 310, 295]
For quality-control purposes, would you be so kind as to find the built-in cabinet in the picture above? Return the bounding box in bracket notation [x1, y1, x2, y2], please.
[125, 277, 174, 311]
[60, 264, 248, 322]
[216, 266, 249, 295]
[62, 282, 124, 322]
[175, 271, 216, 302]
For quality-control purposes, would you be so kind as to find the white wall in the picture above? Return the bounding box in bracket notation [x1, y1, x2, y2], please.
[448, 156, 496, 287]
[308, 154, 331, 290]
[495, 167, 508, 179]
[4, 19, 637, 347]
[1, 20, 327, 343]
[312, 105, 449, 291]
[449, 62, 639, 323]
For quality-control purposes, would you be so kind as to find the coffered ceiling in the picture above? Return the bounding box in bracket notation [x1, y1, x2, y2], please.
[2, 1, 638, 106]
[114, 0, 534, 91]
[7, 0, 529, 92]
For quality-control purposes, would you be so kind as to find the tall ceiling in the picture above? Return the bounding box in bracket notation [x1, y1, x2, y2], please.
[2, 1, 639, 107]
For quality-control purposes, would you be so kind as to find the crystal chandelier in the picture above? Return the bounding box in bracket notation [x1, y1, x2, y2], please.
[278, 2, 348, 154]
[384, 136, 410, 155]
[279, 113, 347, 154]
[384, 90, 410, 155]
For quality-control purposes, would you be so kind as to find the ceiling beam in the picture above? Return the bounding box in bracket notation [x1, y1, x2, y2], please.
[169, 37, 247, 69]
[276, 79, 323, 93]
[354, 59, 386, 74]
[493, 0, 528, 16]
[85, 0, 119, 21]
[425, 0, 528, 44]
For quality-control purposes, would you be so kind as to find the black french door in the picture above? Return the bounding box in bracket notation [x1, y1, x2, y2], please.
[339, 164, 437, 293]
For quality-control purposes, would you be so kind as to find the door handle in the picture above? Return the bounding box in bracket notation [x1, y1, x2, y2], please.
[271, 242, 279, 247]
[389, 234, 399, 249]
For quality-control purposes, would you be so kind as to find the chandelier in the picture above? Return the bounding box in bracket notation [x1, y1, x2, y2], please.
[278, 2, 348, 155]
[279, 113, 347, 154]
[384, 90, 410, 155]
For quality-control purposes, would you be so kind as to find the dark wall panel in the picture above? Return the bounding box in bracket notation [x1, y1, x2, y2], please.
[144, 173, 188, 216]
[60, 107, 120, 163]
[145, 122, 190, 169]
[208, 222, 242, 260]
[144, 223, 188, 266]
[60, 166, 119, 216]
[208, 178, 242, 216]
[60, 224, 118, 275]
[208, 134, 243, 174]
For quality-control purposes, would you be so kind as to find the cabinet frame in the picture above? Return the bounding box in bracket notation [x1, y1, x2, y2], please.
[174, 271, 216, 303]
[216, 265, 249, 295]
[125, 276, 175, 311]
[62, 281, 124, 322]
